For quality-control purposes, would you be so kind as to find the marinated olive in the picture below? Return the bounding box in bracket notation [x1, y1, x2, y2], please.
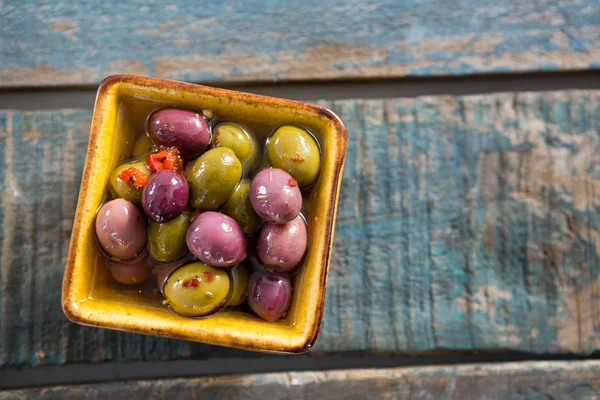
[106, 253, 151, 285]
[188, 148, 242, 210]
[186, 211, 246, 267]
[266, 125, 320, 187]
[212, 123, 259, 173]
[109, 160, 151, 204]
[248, 271, 292, 322]
[148, 108, 211, 158]
[223, 179, 262, 234]
[228, 264, 250, 306]
[132, 135, 153, 158]
[148, 212, 191, 262]
[250, 168, 302, 224]
[95, 199, 147, 260]
[164, 262, 230, 317]
[142, 170, 188, 223]
[258, 215, 307, 273]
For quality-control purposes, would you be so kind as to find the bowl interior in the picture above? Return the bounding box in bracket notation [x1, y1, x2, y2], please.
[64, 76, 345, 352]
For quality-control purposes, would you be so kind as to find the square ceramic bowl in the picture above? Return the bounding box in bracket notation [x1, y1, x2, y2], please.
[62, 75, 347, 353]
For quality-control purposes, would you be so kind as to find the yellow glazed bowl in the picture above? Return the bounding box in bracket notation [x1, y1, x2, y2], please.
[62, 75, 347, 353]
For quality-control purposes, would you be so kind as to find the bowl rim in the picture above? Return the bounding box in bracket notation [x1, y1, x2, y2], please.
[61, 74, 347, 353]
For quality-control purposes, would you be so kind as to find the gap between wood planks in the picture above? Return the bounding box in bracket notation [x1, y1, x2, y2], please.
[1, 351, 597, 390]
[0, 70, 599, 110]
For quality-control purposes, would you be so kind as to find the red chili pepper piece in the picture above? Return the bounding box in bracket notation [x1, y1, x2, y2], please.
[117, 167, 149, 191]
[182, 277, 201, 288]
[147, 148, 182, 173]
[202, 271, 215, 282]
[291, 151, 305, 163]
[288, 177, 298, 187]
[147, 151, 166, 172]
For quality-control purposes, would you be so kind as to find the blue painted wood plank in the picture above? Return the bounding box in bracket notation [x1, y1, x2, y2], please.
[1, 90, 600, 368]
[2, 361, 600, 399]
[317, 91, 600, 355]
[0, 1, 599, 87]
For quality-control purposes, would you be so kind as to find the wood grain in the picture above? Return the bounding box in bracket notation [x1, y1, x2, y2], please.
[1, 1, 600, 87]
[2, 90, 600, 368]
[2, 361, 600, 399]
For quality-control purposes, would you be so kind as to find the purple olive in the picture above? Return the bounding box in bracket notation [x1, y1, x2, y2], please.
[248, 271, 292, 322]
[258, 215, 307, 273]
[142, 170, 188, 223]
[147, 108, 211, 158]
[105, 253, 151, 285]
[186, 211, 246, 267]
[95, 198, 146, 260]
[250, 168, 302, 224]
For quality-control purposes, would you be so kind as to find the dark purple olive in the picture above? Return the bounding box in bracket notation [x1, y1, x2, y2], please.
[248, 271, 292, 322]
[250, 168, 302, 224]
[105, 253, 151, 285]
[258, 215, 307, 273]
[186, 211, 246, 267]
[147, 108, 211, 158]
[142, 170, 188, 223]
[95, 198, 146, 260]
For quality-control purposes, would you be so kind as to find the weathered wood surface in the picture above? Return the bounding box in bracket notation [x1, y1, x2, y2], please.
[2, 90, 600, 368]
[1, 1, 600, 88]
[2, 361, 600, 399]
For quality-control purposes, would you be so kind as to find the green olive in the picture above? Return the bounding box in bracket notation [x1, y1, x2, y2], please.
[222, 179, 262, 234]
[132, 135, 153, 158]
[109, 160, 151, 204]
[148, 212, 191, 262]
[188, 148, 242, 210]
[164, 262, 231, 317]
[266, 125, 321, 187]
[228, 264, 250, 306]
[212, 123, 259, 174]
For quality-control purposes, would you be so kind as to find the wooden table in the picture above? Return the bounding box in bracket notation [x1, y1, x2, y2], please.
[1, 1, 600, 398]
